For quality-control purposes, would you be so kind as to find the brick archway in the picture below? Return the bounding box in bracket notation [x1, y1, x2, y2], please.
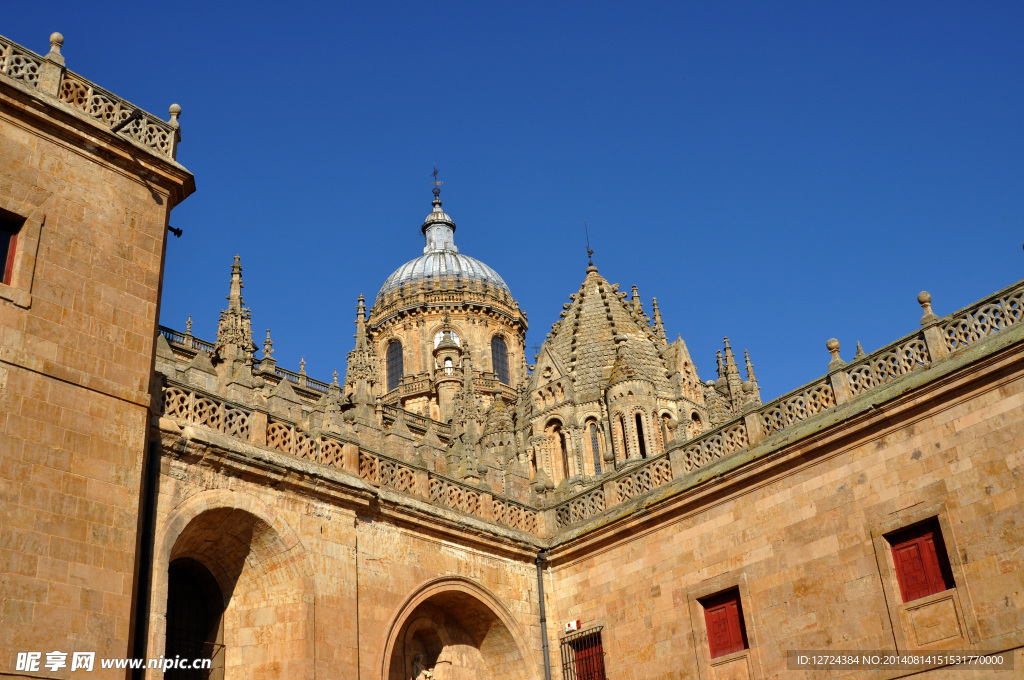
[149, 489, 315, 679]
[381, 576, 536, 680]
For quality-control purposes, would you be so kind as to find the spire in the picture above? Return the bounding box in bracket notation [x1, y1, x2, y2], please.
[214, 254, 256, 365]
[742, 348, 761, 407]
[450, 342, 482, 440]
[651, 297, 667, 344]
[263, 329, 274, 359]
[227, 254, 243, 313]
[345, 294, 379, 399]
[723, 337, 743, 395]
[261, 328, 277, 373]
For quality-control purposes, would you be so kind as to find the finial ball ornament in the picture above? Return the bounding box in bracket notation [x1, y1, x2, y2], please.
[50, 32, 64, 47]
[826, 338, 840, 352]
[169, 103, 182, 117]
[918, 291, 932, 306]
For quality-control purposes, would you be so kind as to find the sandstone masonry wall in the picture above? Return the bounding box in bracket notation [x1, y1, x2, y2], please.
[546, 339, 1024, 680]
[0, 37, 193, 678]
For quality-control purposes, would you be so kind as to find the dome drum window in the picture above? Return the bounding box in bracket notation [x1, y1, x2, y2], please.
[386, 341, 403, 392]
[491, 336, 510, 384]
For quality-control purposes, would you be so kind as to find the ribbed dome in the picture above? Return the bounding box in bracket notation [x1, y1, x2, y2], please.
[374, 189, 511, 305]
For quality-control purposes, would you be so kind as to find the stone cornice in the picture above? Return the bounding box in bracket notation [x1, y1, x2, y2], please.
[0, 74, 194, 207]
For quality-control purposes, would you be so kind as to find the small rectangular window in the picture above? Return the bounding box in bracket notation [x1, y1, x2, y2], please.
[0, 209, 24, 286]
[887, 518, 954, 603]
[701, 588, 748, 659]
[560, 626, 607, 680]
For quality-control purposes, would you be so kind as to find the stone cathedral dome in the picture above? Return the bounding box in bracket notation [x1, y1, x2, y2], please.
[374, 187, 511, 305]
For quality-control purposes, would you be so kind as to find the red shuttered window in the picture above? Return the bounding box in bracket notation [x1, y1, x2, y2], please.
[701, 588, 748, 659]
[0, 210, 23, 286]
[887, 519, 954, 603]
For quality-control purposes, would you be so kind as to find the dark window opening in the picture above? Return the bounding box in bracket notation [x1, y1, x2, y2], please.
[589, 422, 602, 476]
[0, 209, 24, 286]
[166, 558, 225, 679]
[701, 588, 748, 659]
[386, 340, 403, 392]
[617, 414, 627, 459]
[635, 413, 647, 458]
[559, 429, 570, 480]
[887, 518, 955, 603]
[560, 626, 607, 680]
[491, 335, 510, 384]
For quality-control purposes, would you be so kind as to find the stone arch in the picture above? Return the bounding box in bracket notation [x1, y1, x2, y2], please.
[386, 338, 405, 391]
[657, 409, 676, 452]
[381, 576, 535, 680]
[689, 410, 703, 438]
[149, 489, 315, 680]
[613, 411, 628, 461]
[544, 417, 571, 483]
[631, 407, 650, 459]
[490, 333, 510, 385]
[583, 417, 604, 476]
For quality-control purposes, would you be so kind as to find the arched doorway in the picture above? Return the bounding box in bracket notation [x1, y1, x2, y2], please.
[382, 578, 533, 680]
[152, 491, 315, 680]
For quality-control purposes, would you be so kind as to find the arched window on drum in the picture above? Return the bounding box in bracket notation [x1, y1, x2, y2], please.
[589, 421, 602, 476]
[491, 335, 510, 385]
[386, 340, 403, 392]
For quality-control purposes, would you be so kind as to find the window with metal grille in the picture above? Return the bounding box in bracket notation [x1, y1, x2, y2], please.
[560, 626, 607, 680]
[887, 518, 954, 603]
[701, 588, 748, 659]
[386, 340, 403, 392]
[491, 335, 509, 384]
[589, 422, 602, 475]
[0, 209, 24, 286]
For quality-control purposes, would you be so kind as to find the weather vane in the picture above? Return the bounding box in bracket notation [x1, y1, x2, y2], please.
[585, 221, 594, 266]
[432, 166, 443, 197]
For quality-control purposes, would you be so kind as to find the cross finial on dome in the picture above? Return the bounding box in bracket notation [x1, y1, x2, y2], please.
[432, 166, 443, 201]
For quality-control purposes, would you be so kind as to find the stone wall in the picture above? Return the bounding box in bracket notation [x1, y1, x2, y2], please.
[146, 422, 543, 680]
[0, 34, 193, 677]
[545, 329, 1024, 680]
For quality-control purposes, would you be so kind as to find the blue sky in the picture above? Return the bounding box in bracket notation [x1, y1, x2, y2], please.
[6, 2, 1024, 398]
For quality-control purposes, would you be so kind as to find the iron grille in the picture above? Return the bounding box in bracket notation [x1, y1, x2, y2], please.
[560, 625, 607, 680]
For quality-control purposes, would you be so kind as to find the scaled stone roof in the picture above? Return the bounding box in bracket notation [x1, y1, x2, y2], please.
[543, 266, 672, 401]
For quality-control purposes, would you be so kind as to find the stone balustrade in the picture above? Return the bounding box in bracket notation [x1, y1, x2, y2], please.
[160, 381, 538, 535]
[0, 33, 181, 159]
[159, 278, 1024, 534]
[551, 278, 1024, 530]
